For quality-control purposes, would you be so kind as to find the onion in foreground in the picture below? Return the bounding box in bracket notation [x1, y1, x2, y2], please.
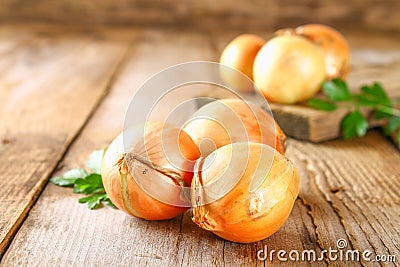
[101, 121, 200, 220]
[191, 142, 299, 243]
[183, 98, 286, 157]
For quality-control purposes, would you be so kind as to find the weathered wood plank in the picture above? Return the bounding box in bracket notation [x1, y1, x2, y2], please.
[0, 0, 400, 33]
[0, 28, 219, 266]
[0, 26, 129, 257]
[289, 131, 400, 266]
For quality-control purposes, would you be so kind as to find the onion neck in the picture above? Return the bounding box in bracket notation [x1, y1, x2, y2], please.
[192, 157, 218, 230]
[124, 152, 187, 188]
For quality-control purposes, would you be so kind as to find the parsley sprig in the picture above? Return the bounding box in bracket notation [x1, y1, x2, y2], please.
[308, 79, 400, 142]
[50, 149, 115, 209]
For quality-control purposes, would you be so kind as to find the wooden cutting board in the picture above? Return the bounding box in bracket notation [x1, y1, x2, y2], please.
[197, 49, 400, 147]
[269, 61, 400, 144]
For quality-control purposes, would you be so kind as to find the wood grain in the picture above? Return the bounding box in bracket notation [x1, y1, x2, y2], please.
[1, 25, 399, 267]
[0, 0, 399, 33]
[0, 26, 129, 256]
[0, 28, 219, 266]
[289, 132, 400, 266]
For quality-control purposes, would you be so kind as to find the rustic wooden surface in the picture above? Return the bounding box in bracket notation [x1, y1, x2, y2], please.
[0, 26, 129, 256]
[0, 0, 399, 33]
[0, 24, 399, 266]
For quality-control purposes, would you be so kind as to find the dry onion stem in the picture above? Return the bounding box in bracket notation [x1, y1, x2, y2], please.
[125, 152, 187, 188]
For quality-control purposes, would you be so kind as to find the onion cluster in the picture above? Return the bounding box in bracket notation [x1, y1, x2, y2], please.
[102, 100, 298, 243]
[219, 24, 351, 104]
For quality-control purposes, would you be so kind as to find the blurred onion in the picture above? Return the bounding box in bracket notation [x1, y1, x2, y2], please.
[219, 34, 265, 92]
[276, 24, 351, 79]
[253, 35, 326, 104]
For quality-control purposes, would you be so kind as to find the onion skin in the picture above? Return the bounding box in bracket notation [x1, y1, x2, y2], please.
[253, 35, 326, 104]
[101, 121, 200, 220]
[182, 98, 286, 156]
[276, 24, 351, 79]
[191, 142, 299, 243]
[219, 34, 265, 92]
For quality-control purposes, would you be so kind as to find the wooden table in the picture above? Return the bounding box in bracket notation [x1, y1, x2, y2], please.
[0, 24, 399, 266]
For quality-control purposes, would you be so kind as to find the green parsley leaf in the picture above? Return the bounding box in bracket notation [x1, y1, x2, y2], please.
[384, 116, 400, 135]
[357, 83, 392, 120]
[50, 149, 115, 210]
[73, 174, 104, 194]
[374, 110, 393, 120]
[322, 79, 352, 101]
[307, 98, 337, 111]
[50, 168, 89, 187]
[78, 193, 108, 209]
[355, 93, 378, 107]
[309, 79, 400, 142]
[86, 149, 105, 174]
[341, 110, 368, 139]
[360, 83, 391, 106]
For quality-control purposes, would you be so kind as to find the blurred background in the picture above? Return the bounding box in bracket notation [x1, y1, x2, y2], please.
[0, 0, 399, 33]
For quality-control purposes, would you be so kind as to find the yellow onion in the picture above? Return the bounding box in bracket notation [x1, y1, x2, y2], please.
[219, 34, 265, 92]
[182, 98, 286, 157]
[276, 24, 351, 79]
[253, 35, 326, 104]
[191, 142, 299, 243]
[101, 121, 200, 220]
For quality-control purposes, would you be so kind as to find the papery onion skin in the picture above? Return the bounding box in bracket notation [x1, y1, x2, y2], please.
[191, 142, 299, 243]
[276, 24, 351, 79]
[219, 34, 265, 92]
[182, 98, 286, 156]
[102, 121, 200, 220]
[253, 35, 326, 104]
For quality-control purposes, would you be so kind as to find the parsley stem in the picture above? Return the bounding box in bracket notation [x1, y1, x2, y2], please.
[327, 100, 400, 117]
[311, 79, 400, 140]
[375, 104, 400, 117]
[335, 102, 358, 110]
